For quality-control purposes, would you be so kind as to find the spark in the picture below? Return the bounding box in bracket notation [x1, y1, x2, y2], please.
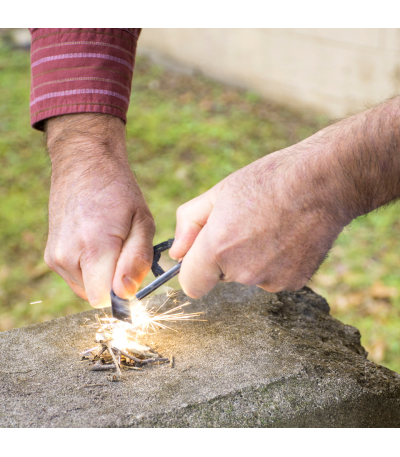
[84, 292, 205, 352]
[30, 301, 42, 305]
[129, 297, 205, 334]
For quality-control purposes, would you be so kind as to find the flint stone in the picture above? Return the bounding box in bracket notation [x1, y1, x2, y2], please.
[0, 283, 399, 427]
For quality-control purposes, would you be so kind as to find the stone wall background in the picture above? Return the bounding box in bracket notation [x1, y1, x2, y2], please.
[139, 29, 400, 118]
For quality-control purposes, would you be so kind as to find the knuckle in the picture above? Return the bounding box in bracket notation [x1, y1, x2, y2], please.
[176, 204, 188, 220]
[81, 236, 121, 265]
[136, 205, 154, 222]
[142, 215, 156, 236]
[44, 249, 55, 270]
[52, 246, 69, 267]
[131, 251, 153, 270]
[80, 244, 100, 266]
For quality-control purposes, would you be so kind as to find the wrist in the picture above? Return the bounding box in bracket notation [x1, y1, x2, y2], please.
[258, 134, 353, 229]
[46, 113, 128, 168]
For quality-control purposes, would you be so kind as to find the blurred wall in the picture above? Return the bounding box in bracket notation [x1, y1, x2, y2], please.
[138, 29, 400, 118]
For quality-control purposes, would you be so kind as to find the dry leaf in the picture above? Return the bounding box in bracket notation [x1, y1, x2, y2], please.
[369, 282, 398, 300]
[364, 299, 391, 317]
[315, 273, 337, 287]
[334, 293, 365, 311]
[366, 340, 386, 363]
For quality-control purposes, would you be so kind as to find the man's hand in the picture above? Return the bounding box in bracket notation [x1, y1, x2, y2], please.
[170, 98, 400, 298]
[169, 146, 348, 297]
[45, 114, 155, 308]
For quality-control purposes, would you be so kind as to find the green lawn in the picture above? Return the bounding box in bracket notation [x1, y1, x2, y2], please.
[0, 38, 399, 373]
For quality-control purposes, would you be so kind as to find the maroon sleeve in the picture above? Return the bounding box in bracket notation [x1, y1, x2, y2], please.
[29, 28, 140, 131]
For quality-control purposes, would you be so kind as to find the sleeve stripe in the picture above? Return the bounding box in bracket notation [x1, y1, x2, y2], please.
[33, 76, 130, 92]
[30, 88, 129, 107]
[33, 65, 132, 82]
[31, 102, 126, 117]
[32, 53, 133, 71]
[31, 41, 135, 58]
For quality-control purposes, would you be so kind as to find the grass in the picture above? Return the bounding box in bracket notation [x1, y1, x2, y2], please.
[0, 37, 399, 373]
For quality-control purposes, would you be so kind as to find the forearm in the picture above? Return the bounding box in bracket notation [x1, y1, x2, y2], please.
[333, 97, 400, 218]
[279, 97, 400, 227]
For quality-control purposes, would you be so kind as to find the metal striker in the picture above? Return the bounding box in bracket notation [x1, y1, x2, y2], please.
[111, 239, 181, 323]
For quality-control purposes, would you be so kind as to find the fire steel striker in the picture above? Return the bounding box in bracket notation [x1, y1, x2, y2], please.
[111, 239, 181, 323]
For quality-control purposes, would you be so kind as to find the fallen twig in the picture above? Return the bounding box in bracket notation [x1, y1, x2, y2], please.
[80, 347, 99, 357]
[106, 341, 122, 378]
[127, 348, 159, 358]
[95, 346, 107, 358]
[140, 357, 169, 366]
[90, 361, 116, 371]
[113, 348, 142, 363]
[80, 311, 179, 380]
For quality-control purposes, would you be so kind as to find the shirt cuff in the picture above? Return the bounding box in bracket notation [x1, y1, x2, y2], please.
[29, 28, 140, 131]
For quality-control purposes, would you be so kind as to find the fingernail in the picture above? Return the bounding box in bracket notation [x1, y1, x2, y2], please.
[123, 276, 138, 295]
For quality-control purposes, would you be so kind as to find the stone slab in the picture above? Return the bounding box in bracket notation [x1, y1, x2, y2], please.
[0, 283, 399, 427]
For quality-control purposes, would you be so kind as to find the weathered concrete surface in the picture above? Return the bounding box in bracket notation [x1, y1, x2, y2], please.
[0, 283, 399, 427]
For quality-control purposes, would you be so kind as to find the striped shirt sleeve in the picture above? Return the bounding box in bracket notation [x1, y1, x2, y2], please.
[29, 28, 140, 131]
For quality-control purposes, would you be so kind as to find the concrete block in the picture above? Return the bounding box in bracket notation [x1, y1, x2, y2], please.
[0, 283, 399, 427]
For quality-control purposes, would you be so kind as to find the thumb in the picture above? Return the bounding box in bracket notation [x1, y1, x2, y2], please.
[112, 210, 156, 299]
[178, 224, 222, 299]
[169, 190, 214, 260]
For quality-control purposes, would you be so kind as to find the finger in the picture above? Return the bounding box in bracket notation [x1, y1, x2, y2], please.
[45, 242, 85, 284]
[67, 278, 88, 301]
[113, 212, 155, 299]
[51, 263, 88, 300]
[80, 238, 122, 308]
[45, 246, 87, 297]
[169, 191, 214, 260]
[256, 283, 286, 294]
[178, 226, 222, 299]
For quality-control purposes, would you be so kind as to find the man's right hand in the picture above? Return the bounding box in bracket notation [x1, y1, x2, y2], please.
[170, 97, 400, 299]
[44, 114, 155, 309]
